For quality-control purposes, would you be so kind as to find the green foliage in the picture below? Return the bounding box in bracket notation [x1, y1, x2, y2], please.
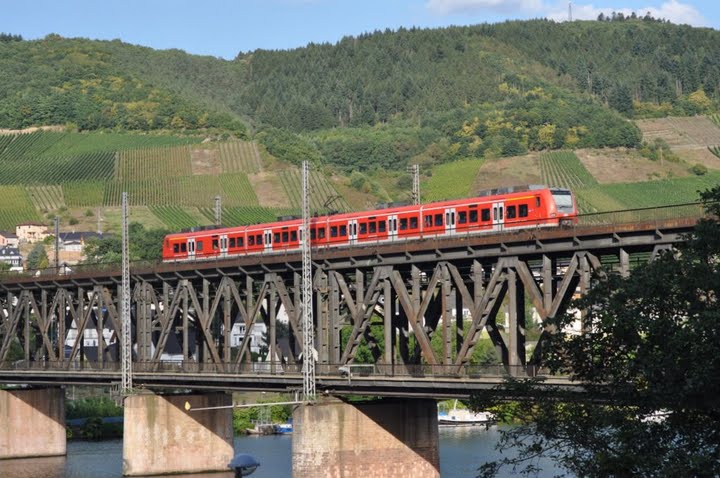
[278, 169, 349, 212]
[82, 222, 168, 264]
[150, 206, 201, 230]
[639, 138, 680, 163]
[26, 243, 49, 270]
[66, 396, 122, 419]
[690, 163, 708, 176]
[0, 185, 40, 230]
[256, 128, 323, 166]
[475, 186, 720, 477]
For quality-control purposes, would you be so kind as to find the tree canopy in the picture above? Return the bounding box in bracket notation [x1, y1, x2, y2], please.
[473, 187, 720, 477]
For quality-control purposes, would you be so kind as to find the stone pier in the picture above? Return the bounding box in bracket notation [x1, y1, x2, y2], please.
[122, 392, 234, 476]
[0, 387, 66, 459]
[292, 398, 440, 478]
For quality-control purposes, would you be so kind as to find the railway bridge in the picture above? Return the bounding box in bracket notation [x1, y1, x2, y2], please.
[0, 203, 702, 476]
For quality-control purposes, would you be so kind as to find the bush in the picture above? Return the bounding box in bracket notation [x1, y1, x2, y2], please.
[690, 163, 708, 175]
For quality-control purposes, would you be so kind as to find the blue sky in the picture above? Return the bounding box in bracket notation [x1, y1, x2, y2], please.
[0, 0, 717, 59]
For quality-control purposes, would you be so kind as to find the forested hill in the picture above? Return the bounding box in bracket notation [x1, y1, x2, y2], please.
[1, 19, 719, 171]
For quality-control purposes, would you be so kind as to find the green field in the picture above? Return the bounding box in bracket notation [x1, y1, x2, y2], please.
[220, 140, 263, 173]
[278, 169, 349, 212]
[198, 206, 299, 227]
[539, 151, 598, 189]
[117, 146, 193, 180]
[0, 186, 41, 230]
[423, 159, 483, 202]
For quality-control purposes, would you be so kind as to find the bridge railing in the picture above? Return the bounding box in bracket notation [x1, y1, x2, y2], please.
[1, 359, 563, 380]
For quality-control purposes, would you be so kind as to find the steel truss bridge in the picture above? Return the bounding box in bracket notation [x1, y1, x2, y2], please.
[0, 205, 702, 398]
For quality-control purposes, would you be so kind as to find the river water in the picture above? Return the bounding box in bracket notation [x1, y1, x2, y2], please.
[0, 426, 564, 477]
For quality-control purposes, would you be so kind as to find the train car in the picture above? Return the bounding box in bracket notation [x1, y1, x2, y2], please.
[162, 186, 578, 262]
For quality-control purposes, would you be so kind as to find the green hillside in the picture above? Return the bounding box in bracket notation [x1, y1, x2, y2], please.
[1, 20, 720, 234]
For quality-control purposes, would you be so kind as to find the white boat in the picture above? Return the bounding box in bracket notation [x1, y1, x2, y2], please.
[438, 400, 496, 427]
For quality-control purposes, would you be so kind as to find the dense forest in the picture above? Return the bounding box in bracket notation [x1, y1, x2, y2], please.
[1, 19, 719, 171]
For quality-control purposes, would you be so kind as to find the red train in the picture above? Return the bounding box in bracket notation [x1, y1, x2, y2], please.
[162, 186, 578, 262]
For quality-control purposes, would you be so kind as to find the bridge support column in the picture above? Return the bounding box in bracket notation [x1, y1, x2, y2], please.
[122, 392, 233, 476]
[293, 398, 439, 477]
[0, 387, 65, 459]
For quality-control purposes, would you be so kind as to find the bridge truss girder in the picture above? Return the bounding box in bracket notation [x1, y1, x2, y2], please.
[0, 243, 673, 375]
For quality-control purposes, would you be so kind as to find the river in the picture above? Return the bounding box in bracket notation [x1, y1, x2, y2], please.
[0, 426, 565, 477]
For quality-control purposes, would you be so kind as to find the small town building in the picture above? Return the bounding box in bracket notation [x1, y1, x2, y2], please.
[0, 246, 22, 269]
[57, 231, 104, 264]
[16, 222, 49, 244]
[0, 231, 18, 248]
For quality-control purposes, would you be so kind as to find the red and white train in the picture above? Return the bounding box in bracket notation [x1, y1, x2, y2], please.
[162, 186, 578, 262]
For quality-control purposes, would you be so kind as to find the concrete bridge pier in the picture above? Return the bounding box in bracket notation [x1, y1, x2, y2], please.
[293, 397, 440, 478]
[122, 391, 234, 476]
[0, 387, 66, 459]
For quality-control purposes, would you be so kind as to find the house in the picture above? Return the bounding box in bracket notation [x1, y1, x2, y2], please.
[57, 231, 104, 264]
[0, 231, 18, 248]
[0, 246, 22, 269]
[16, 222, 49, 244]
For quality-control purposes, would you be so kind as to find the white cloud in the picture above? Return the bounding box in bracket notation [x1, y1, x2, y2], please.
[426, 0, 544, 15]
[546, 1, 706, 27]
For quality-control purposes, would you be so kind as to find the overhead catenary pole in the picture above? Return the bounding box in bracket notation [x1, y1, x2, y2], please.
[54, 217, 59, 272]
[301, 161, 316, 400]
[214, 195, 222, 226]
[120, 192, 132, 395]
[411, 164, 420, 205]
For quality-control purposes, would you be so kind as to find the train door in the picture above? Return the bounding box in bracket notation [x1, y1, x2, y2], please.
[444, 208, 456, 235]
[348, 219, 358, 245]
[388, 215, 398, 240]
[492, 202, 504, 232]
[264, 229, 273, 251]
[220, 234, 228, 258]
[187, 238, 196, 260]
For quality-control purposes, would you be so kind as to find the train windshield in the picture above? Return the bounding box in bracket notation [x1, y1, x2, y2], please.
[552, 190, 574, 212]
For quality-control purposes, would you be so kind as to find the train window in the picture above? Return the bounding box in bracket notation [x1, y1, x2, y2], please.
[291, 231, 298, 242]
[229, 237, 236, 248]
[238, 237, 244, 247]
[256, 235, 263, 245]
[400, 218, 408, 230]
[378, 221, 386, 233]
[481, 209, 490, 221]
[519, 204, 528, 217]
[197, 241, 204, 251]
[434, 214, 443, 226]
[282, 232, 289, 242]
[274, 233, 281, 243]
[248, 236, 255, 246]
[181, 243, 187, 253]
[212, 239, 219, 250]
[506, 206, 516, 219]
[330, 226, 338, 238]
[340, 225, 347, 236]
[359, 223, 367, 234]
[410, 217, 418, 229]
[469, 210, 478, 222]
[536, 197, 541, 207]
[369, 222, 377, 233]
[310, 228, 316, 240]
[318, 228, 326, 239]
[173, 244, 180, 253]
[424, 215, 433, 227]
[458, 211, 467, 224]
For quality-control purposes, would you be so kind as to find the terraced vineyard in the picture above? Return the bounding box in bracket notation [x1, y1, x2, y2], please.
[279, 169, 349, 212]
[217, 173, 260, 206]
[220, 141, 263, 173]
[0, 186, 41, 230]
[709, 146, 720, 159]
[150, 206, 203, 230]
[117, 146, 193, 180]
[64, 181, 106, 207]
[424, 159, 483, 201]
[539, 151, 598, 189]
[580, 173, 720, 210]
[198, 206, 299, 227]
[27, 185, 65, 212]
